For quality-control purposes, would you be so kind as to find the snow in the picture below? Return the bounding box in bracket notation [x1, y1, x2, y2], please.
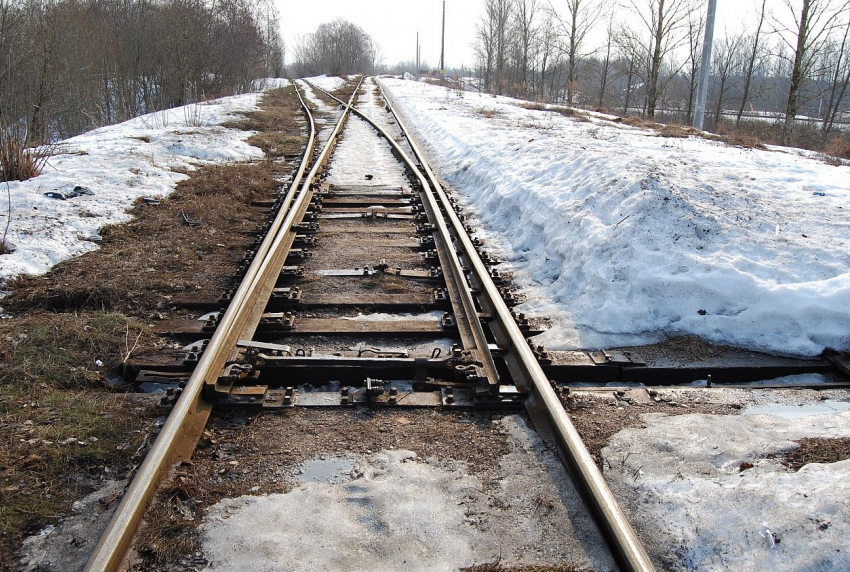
[308, 75, 347, 92]
[380, 78, 850, 357]
[603, 409, 850, 571]
[0, 88, 278, 281]
[199, 417, 615, 571]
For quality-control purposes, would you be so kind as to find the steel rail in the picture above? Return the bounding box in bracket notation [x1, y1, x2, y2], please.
[375, 78, 657, 572]
[84, 81, 358, 572]
[306, 81, 502, 392]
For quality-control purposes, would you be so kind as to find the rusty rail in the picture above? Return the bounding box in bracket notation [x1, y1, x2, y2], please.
[83, 80, 361, 572]
[374, 78, 657, 572]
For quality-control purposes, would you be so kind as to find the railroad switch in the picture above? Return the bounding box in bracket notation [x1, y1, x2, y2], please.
[285, 249, 312, 260]
[215, 363, 257, 389]
[292, 222, 319, 233]
[293, 235, 318, 247]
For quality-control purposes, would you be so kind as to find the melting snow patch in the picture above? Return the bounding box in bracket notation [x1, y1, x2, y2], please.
[603, 410, 850, 571]
[0, 92, 266, 281]
[200, 450, 483, 572]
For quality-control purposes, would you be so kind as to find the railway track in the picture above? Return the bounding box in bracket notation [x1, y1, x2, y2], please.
[77, 77, 654, 571]
[79, 76, 850, 571]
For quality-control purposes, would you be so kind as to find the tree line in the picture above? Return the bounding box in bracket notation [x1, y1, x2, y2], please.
[0, 0, 284, 150]
[471, 0, 850, 149]
[291, 19, 381, 77]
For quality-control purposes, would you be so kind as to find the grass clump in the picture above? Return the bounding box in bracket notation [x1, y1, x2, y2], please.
[0, 311, 159, 568]
[781, 437, 850, 471]
[225, 86, 306, 158]
[0, 312, 160, 389]
[0, 116, 52, 182]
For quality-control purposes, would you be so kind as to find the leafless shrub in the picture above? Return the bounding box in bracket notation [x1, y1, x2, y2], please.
[0, 121, 51, 182]
[475, 108, 499, 118]
[824, 135, 850, 161]
[1, 181, 10, 255]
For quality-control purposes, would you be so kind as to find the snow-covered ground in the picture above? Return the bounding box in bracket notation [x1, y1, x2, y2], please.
[381, 78, 850, 358]
[604, 396, 850, 571]
[0, 86, 283, 282]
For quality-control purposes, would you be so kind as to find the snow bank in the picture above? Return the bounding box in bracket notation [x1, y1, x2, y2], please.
[307, 75, 348, 92]
[604, 410, 850, 571]
[0, 93, 267, 281]
[381, 79, 850, 356]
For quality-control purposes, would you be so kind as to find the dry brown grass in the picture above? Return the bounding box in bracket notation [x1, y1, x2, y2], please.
[824, 135, 850, 161]
[781, 437, 850, 471]
[476, 108, 500, 118]
[4, 161, 283, 314]
[0, 83, 308, 568]
[657, 124, 701, 139]
[224, 86, 306, 158]
[0, 136, 51, 183]
[517, 101, 575, 117]
[362, 272, 411, 293]
[614, 115, 660, 129]
[461, 565, 589, 572]
[713, 123, 768, 149]
[0, 311, 161, 568]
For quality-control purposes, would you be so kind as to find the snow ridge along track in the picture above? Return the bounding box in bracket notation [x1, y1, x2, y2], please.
[86, 77, 652, 572]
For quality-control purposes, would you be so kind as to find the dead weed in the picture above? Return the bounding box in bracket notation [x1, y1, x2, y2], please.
[781, 437, 850, 471]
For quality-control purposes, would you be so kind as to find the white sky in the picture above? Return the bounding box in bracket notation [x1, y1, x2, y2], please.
[276, 0, 483, 70]
[275, 0, 766, 71]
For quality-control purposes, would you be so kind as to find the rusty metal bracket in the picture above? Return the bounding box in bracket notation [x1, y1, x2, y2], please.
[589, 350, 647, 366]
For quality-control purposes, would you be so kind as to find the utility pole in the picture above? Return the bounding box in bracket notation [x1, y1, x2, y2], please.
[693, 0, 717, 130]
[440, 1, 446, 85]
[416, 31, 420, 78]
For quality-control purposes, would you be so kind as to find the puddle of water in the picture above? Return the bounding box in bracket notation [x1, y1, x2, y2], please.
[743, 400, 850, 419]
[299, 458, 355, 484]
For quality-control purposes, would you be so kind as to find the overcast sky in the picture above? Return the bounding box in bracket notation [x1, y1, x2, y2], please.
[275, 0, 767, 71]
[276, 0, 483, 70]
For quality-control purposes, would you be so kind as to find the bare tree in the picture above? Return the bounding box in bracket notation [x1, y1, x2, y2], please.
[710, 32, 744, 128]
[683, 10, 704, 123]
[474, 0, 514, 94]
[533, 18, 560, 99]
[474, 9, 497, 92]
[735, 0, 767, 124]
[614, 25, 646, 114]
[1, 0, 282, 148]
[293, 19, 377, 77]
[551, 0, 600, 105]
[627, 0, 697, 118]
[595, 12, 616, 107]
[512, 0, 540, 98]
[819, 12, 850, 138]
[775, 0, 850, 143]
